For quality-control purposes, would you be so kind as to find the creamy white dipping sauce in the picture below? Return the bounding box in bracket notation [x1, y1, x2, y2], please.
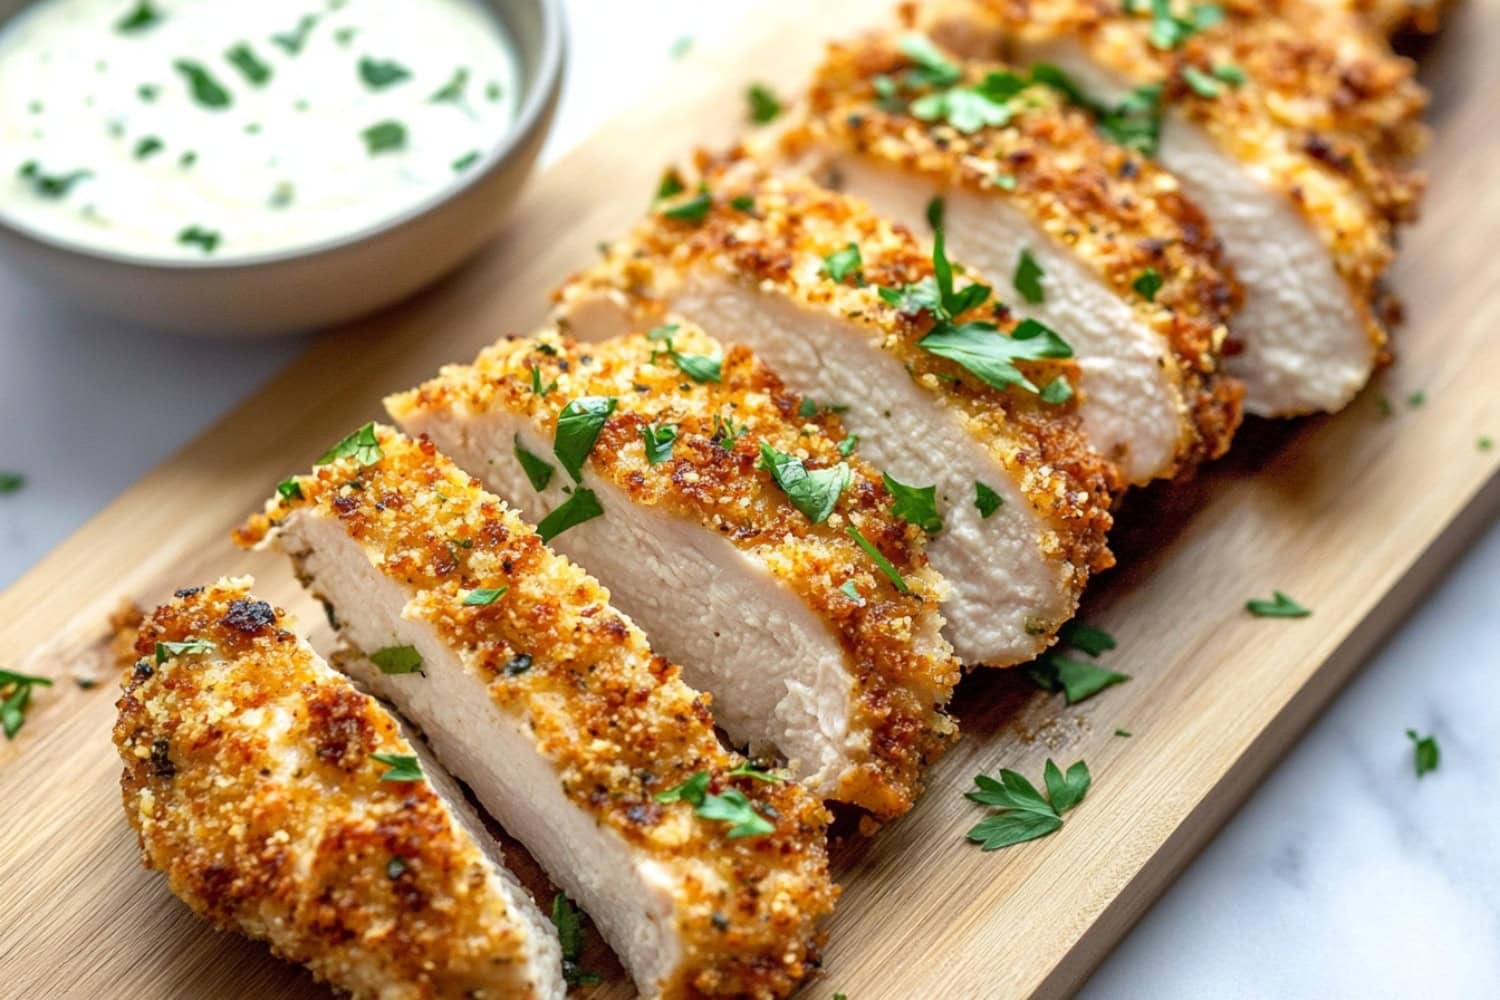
[0, 0, 521, 260]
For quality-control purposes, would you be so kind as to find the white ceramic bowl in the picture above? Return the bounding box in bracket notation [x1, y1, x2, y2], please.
[0, 0, 565, 336]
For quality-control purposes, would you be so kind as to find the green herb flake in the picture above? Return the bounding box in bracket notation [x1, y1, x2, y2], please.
[656, 770, 773, 838]
[361, 119, 407, 155]
[554, 397, 618, 481]
[0, 472, 24, 494]
[386, 857, 407, 879]
[1480, 436, 1494, 452]
[275, 477, 303, 501]
[1406, 729, 1440, 778]
[966, 759, 1090, 850]
[1059, 621, 1116, 656]
[758, 444, 851, 524]
[463, 587, 507, 607]
[133, 136, 164, 160]
[642, 423, 679, 465]
[174, 60, 232, 109]
[1133, 267, 1163, 302]
[370, 752, 422, 782]
[926, 195, 944, 231]
[746, 83, 782, 124]
[669, 35, 693, 60]
[18, 161, 92, 198]
[671, 350, 722, 383]
[537, 487, 604, 543]
[1115, 728, 1132, 738]
[316, 422, 383, 467]
[729, 194, 755, 213]
[137, 83, 160, 102]
[359, 56, 411, 90]
[226, 43, 272, 86]
[840, 580, 866, 606]
[1408, 389, 1427, 408]
[882, 472, 944, 534]
[1040, 376, 1074, 405]
[1181, 65, 1221, 99]
[551, 894, 603, 987]
[1246, 591, 1311, 618]
[452, 150, 481, 173]
[1033, 64, 1163, 156]
[724, 761, 784, 783]
[837, 435, 858, 457]
[898, 33, 961, 88]
[272, 14, 319, 56]
[1027, 655, 1130, 705]
[920, 318, 1073, 394]
[115, 0, 162, 34]
[991, 172, 1018, 190]
[845, 524, 910, 594]
[0, 669, 53, 740]
[1013, 248, 1045, 304]
[370, 645, 422, 674]
[911, 68, 1027, 134]
[1212, 63, 1246, 87]
[655, 168, 686, 202]
[975, 481, 1003, 518]
[661, 185, 713, 224]
[154, 638, 215, 665]
[177, 225, 221, 253]
[429, 67, 470, 105]
[823, 243, 863, 284]
[515, 437, 555, 492]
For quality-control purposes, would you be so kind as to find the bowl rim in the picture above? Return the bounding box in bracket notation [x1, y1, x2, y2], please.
[0, 0, 567, 273]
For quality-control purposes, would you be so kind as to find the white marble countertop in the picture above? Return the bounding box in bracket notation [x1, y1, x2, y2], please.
[2, 2, 1495, 996]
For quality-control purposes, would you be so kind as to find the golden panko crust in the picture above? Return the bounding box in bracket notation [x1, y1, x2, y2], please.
[388, 332, 963, 820]
[790, 30, 1245, 474]
[914, 0, 1428, 362]
[555, 154, 1120, 581]
[237, 430, 839, 998]
[113, 578, 552, 1000]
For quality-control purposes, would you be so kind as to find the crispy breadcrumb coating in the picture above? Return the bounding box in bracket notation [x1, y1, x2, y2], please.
[388, 330, 963, 819]
[114, 578, 557, 1000]
[237, 430, 840, 998]
[787, 30, 1244, 474]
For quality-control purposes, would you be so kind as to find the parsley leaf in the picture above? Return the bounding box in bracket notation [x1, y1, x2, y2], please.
[1212, 63, 1246, 87]
[361, 119, 407, 155]
[0, 669, 51, 740]
[515, 437, 555, 492]
[1406, 729, 1440, 778]
[966, 759, 1089, 850]
[661, 185, 712, 223]
[724, 761, 784, 783]
[116, 1, 162, 34]
[837, 435, 858, 456]
[154, 639, 214, 664]
[226, 43, 271, 86]
[1033, 64, 1163, 156]
[656, 771, 774, 838]
[882, 472, 943, 533]
[1040, 376, 1074, 404]
[0, 472, 24, 494]
[429, 67, 470, 105]
[17, 161, 91, 198]
[174, 60, 232, 109]
[1133, 267, 1163, 302]
[898, 34, 961, 87]
[1246, 591, 1311, 618]
[177, 225, 220, 253]
[452, 150, 481, 172]
[654, 168, 686, 202]
[1141, 0, 1223, 50]
[551, 894, 603, 987]
[1181, 65, 1221, 98]
[134, 136, 164, 160]
[670, 350, 722, 383]
[317, 423, 383, 466]
[840, 580, 866, 606]
[911, 69, 1027, 133]
[554, 397, 617, 481]
[823, 243, 863, 284]
[1043, 759, 1092, 814]
[746, 83, 782, 123]
[537, 487, 604, 542]
[463, 587, 507, 607]
[370, 752, 423, 782]
[655, 770, 710, 804]
[920, 318, 1073, 394]
[845, 524, 910, 594]
[975, 481, 1003, 518]
[271, 14, 318, 55]
[359, 57, 411, 90]
[370, 645, 422, 674]
[529, 364, 556, 397]
[758, 444, 851, 524]
[641, 423, 678, 465]
[1059, 621, 1116, 656]
[1013, 248, 1045, 304]
[1027, 655, 1130, 704]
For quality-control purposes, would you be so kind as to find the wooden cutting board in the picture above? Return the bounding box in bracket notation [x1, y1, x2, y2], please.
[2, 2, 1496, 997]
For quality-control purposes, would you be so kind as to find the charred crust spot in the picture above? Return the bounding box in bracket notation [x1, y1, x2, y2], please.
[173, 586, 204, 598]
[222, 599, 278, 637]
[150, 738, 175, 778]
[306, 685, 376, 771]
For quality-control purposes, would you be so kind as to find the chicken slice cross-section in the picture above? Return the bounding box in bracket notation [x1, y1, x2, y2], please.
[385, 337, 962, 819]
[237, 429, 838, 998]
[113, 577, 565, 1000]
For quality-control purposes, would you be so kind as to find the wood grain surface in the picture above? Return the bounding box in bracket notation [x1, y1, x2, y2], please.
[1, 2, 1496, 997]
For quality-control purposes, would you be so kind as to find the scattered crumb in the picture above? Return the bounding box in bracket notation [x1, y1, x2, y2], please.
[108, 598, 145, 672]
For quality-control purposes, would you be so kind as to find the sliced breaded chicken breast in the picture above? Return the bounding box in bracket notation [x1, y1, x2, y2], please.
[237, 429, 838, 998]
[781, 32, 1243, 483]
[385, 338, 960, 818]
[114, 578, 563, 1000]
[917, 0, 1426, 416]
[551, 166, 1119, 668]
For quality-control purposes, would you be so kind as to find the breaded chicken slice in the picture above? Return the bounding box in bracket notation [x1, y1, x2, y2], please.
[385, 333, 960, 818]
[781, 31, 1243, 483]
[916, 0, 1427, 416]
[552, 162, 1119, 667]
[113, 578, 563, 1000]
[237, 429, 839, 998]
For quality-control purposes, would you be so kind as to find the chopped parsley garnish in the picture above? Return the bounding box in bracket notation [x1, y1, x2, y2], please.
[463, 587, 507, 607]
[1026, 655, 1130, 704]
[823, 243, 863, 284]
[226, 43, 272, 86]
[1480, 436, 1495, 452]
[1181, 65, 1221, 99]
[711, 410, 747, 449]
[359, 57, 411, 90]
[529, 365, 557, 397]
[975, 481, 1003, 518]
[641, 423, 678, 465]
[317, 422, 383, 466]
[515, 437, 555, 492]
[746, 83, 782, 123]
[1133, 267, 1163, 302]
[174, 60, 232, 109]
[276, 478, 303, 501]
[271, 14, 319, 56]
[133, 136, 164, 160]
[1407, 389, 1427, 407]
[670, 350, 722, 383]
[1115, 728, 1133, 738]
[0, 472, 24, 494]
[1032, 64, 1163, 156]
[154, 638, 214, 664]
[452, 150, 481, 172]
[429, 67, 470, 105]
[370, 645, 422, 674]
[554, 396, 617, 481]
[897, 33, 962, 88]
[177, 225, 221, 253]
[361, 119, 407, 155]
[729, 194, 755, 213]
[1406, 729, 1440, 778]
[661, 185, 713, 223]
[0, 669, 52, 740]
[655, 168, 686, 202]
[1212, 63, 1246, 87]
[552, 895, 603, 987]
[845, 524, 910, 594]
[911, 68, 1027, 133]
[1013, 248, 1045, 304]
[115, 0, 162, 34]
[840, 580, 866, 606]
[758, 444, 851, 524]
[1246, 591, 1311, 618]
[655, 771, 775, 838]
[370, 752, 423, 782]
[18, 161, 91, 198]
[1040, 376, 1074, 404]
[138, 83, 160, 102]
[966, 759, 1090, 850]
[837, 435, 858, 456]
[882, 472, 943, 533]
[537, 487, 604, 542]
[1059, 621, 1116, 656]
[1133, 0, 1224, 50]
